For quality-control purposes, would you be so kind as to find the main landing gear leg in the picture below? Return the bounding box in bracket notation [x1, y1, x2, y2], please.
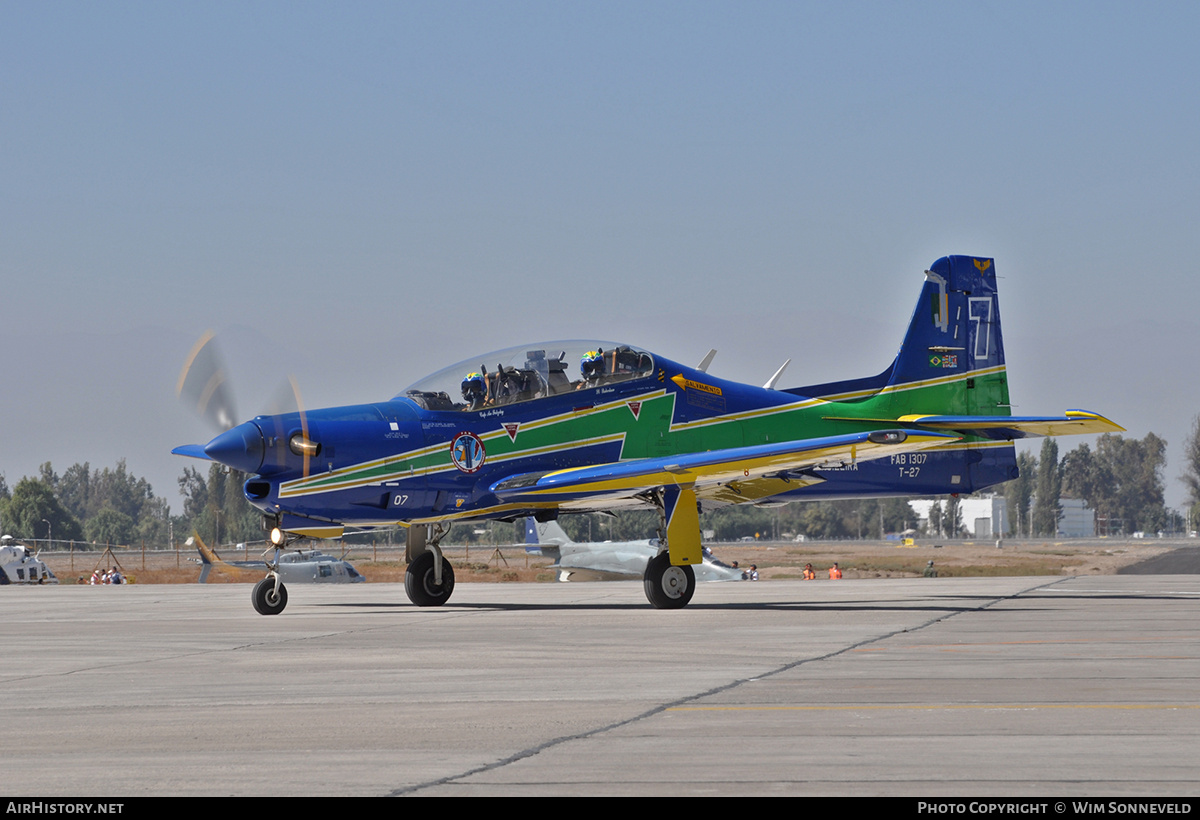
[405, 523, 456, 607]
[642, 486, 700, 609]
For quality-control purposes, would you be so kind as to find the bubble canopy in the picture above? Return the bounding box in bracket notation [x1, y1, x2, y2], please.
[396, 340, 655, 411]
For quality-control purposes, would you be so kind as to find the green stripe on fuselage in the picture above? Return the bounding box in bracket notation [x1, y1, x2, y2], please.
[279, 366, 1008, 500]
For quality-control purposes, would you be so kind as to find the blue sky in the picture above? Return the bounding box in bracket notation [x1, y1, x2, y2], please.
[3, 1, 1198, 514]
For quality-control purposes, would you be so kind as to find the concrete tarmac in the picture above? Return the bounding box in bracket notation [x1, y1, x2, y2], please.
[3, 576, 1200, 796]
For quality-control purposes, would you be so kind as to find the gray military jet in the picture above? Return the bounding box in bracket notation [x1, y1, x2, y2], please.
[524, 518, 745, 583]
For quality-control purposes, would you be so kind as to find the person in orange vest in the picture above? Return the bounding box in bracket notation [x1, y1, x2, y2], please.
[802, 563, 816, 580]
[828, 562, 842, 580]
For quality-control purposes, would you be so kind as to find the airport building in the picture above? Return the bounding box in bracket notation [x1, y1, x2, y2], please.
[1057, 498, 1096, 537]
[908, 496, 1008, 538]
[908, 496, 1096, 538]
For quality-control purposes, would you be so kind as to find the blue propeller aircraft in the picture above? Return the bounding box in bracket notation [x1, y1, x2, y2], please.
[175, 255, 1122, 614]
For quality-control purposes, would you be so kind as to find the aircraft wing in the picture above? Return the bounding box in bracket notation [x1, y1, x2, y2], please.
[820, 409, 1123, 441]
[490, 429, 958, 509]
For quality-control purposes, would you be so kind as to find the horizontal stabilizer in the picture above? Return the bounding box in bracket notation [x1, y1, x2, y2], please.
[821, 409, 1124, 440]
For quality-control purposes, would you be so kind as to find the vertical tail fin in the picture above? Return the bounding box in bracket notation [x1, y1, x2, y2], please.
[791, 256, 1023, 495]
[535, 519, 573, 546]
[524, 516, 573, 554]
[790, 256, 1010, 416]
[883, 255, 1011, 417]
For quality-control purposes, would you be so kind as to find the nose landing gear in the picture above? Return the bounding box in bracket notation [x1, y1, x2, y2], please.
[252, 575, 288, 615]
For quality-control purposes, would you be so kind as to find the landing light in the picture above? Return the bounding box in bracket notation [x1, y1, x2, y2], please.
[270, 528, 285, 546]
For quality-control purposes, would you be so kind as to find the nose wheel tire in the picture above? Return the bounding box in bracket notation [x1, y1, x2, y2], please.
[252, 577, 288, 615]
[643, 552, 695, 609]
[405, 550, 455, 607]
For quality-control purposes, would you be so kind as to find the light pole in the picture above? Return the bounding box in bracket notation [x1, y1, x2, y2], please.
[42, 518, 52, 550]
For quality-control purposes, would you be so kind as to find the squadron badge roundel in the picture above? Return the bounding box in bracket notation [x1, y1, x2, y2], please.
[450, 431, 486, 473]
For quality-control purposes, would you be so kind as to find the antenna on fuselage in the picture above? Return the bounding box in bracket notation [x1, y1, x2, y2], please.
[763, 359, 791, 390]
[695, 349, 717, 372]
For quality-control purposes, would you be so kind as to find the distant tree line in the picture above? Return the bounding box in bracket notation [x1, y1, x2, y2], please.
[0, 460, 262, 550]
[0, 461, 169, 548]
[176, 465, 262, 546]
[1003, 432, 1178, 537]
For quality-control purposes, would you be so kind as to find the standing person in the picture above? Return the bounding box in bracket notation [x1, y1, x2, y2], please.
[802, 563, 815, 580]
[828, 562, 842, 579]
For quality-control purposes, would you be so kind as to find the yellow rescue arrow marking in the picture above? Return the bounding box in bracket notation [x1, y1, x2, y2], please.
[671, 374, 723, 395]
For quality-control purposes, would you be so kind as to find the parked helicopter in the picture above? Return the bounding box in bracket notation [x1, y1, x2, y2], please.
[0, 535, 58, 585]
[175, 255, 1122, 614]
[189, 534, 364, 585]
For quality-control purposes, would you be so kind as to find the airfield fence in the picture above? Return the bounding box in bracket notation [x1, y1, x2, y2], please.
[33, 540, 547, 584]
[30, 534, 1190, 584]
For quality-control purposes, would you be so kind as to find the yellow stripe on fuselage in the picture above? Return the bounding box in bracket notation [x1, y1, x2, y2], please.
[665, 365, 1007, 433]
[276, 367, 998, 501]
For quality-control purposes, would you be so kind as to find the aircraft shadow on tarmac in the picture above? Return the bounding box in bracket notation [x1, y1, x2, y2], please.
[308, 595, 1041, 615]
[1117, 547, 1200, 575]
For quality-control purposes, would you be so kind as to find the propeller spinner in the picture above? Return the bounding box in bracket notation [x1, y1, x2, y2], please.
[175, 332, 312, 478]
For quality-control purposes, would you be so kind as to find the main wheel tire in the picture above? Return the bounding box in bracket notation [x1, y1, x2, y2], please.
[405, 550, 455, 607]
[643, 552, 695, 609]
[252, 577, 288, 615]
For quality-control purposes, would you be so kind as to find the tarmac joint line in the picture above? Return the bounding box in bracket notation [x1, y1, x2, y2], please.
[389, 576, 1064, 796]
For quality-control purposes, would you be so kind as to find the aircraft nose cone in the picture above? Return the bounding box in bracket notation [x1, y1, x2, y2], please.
[204, 421, 265, 474]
